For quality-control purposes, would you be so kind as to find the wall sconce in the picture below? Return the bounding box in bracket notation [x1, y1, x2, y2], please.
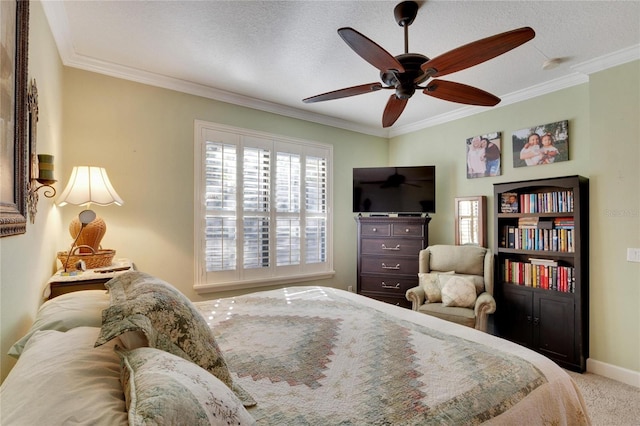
[56, 166, 124, 271]
[27, 154, 57, 223]
[26, 79, 57, 223]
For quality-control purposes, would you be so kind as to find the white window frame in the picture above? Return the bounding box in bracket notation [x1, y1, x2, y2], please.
[194, 120, 334, 293]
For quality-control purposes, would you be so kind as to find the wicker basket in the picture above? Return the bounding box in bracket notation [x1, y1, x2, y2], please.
[57, 245, 116, 271]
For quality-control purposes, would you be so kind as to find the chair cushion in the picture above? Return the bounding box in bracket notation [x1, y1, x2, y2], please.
[429, 245, 487, 276]
[417, 303, 476, 328]
[441, 276, 477, 308]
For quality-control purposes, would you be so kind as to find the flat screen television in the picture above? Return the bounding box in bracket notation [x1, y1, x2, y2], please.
[353, 166, 436, 214]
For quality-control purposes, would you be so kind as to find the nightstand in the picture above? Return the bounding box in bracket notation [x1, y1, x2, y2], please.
[44, 258, 134, 300]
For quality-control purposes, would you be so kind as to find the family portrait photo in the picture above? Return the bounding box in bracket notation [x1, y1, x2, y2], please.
[466, 132, 502, 179]
[512, 120, 569, 168]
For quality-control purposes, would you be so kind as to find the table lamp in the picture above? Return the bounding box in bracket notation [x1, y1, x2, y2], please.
[57, 166, 123, 253]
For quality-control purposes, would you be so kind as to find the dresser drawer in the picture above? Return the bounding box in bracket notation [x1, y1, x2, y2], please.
[360, 292, 412, 309]
[360, 256, 419, 275]
[361, 238, 424, 256]
[360, 223, 391, 237]
[360, 275, 418, 294]
[391, 223, 424, 237]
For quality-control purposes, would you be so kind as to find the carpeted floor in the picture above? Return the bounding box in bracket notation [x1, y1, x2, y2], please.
[567, 371, 640, 426]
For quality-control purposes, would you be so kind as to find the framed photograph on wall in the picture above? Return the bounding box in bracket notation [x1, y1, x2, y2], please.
[512, 120, 569, 168]
[465, 132, 501, 179]
[1, 0, 29, 237]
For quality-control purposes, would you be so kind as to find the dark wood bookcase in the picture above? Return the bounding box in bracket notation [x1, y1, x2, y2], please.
[493, 175, 589, 372]
[355, 216, 430, 308]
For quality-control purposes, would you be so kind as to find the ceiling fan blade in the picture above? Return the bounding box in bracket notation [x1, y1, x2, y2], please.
[338, 27, 405, 73]
[382, 95, 408, 128]
[423, 79, 500, 106]
[303, 82, 384, 103]
[421, 27, 535, 77]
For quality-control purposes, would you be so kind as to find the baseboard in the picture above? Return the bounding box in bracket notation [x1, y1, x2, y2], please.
[587, 358, 640, 388]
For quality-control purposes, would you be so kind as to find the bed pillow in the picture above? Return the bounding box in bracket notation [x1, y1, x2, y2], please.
[0, 327, 127, 425]
[8, 289, 110, 358]
[95, 271, 255, 407]
[441, 276, 478, 308]
[118, 347, 255, 425]
[419, 271, 455, 303]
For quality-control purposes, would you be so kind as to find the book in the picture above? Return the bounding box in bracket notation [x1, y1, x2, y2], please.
[518, 217, 539, 228]
[501, 192, 519, 213]
[529, 257, 558, 267]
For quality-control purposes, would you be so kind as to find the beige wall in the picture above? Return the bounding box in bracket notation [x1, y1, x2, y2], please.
[59, 68, 388, 305]
[0, 1, 65, 381]
[388, 62, 640, 374]
[1, 1, 638, 382]
[587, 62, 640, 372]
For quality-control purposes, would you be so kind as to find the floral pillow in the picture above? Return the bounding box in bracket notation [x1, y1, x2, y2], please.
[117, 346, 255, 426]
[95, 271, 255, 407]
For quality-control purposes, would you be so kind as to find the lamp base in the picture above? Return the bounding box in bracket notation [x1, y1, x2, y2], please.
[69, 215, 106, 253]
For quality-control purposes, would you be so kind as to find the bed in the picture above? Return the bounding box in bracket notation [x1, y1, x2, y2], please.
[1, 271, 590, 425]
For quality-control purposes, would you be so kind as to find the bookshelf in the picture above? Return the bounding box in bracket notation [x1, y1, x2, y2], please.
[493, 175, 588, 372]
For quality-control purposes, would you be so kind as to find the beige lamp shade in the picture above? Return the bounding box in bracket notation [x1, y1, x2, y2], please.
[58, 166, 123, 207]
[58, 166, 123, 252]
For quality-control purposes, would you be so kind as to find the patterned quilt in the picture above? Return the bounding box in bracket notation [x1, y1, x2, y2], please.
[195, 287, 589, 425]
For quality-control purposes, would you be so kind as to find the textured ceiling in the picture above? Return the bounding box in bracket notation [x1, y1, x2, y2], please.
[43, 1, 640, 137]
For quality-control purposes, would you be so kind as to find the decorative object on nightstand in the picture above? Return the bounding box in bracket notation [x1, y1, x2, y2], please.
[56, 166, 123, 271]
[44, 258, 135, 300]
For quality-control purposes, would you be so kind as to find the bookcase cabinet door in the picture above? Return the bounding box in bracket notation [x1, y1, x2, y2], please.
[498, 284, 533, 347]
[535, 293, 575, 364]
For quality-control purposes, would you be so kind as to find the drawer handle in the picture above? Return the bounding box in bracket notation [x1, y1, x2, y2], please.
[372, 227, 377, 232]
[381, 244, 400, 251]
[405, 228, 410, 233]
[381, 263, 400, 270]
[381, 281, 400, 289]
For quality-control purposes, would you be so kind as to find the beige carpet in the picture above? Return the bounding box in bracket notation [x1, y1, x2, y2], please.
[567, 371, 640, 426]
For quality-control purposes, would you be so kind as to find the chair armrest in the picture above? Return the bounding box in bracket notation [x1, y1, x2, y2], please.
[474, 292, 496, 332]
[405, 286, 425, 311]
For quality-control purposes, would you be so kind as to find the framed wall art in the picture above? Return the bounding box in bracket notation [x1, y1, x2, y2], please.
[1, 0, 29, 237]
[512, 120, 569, 168]
[465, 132, 502, 179]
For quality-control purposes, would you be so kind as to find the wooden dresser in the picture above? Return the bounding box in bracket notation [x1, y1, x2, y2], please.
[355, 216, 430, 308]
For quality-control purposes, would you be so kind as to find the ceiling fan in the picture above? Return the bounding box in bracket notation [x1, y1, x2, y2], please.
[302, 1, 535, 128]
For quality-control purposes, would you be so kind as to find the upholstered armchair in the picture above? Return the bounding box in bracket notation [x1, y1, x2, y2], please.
[405, 245, 496, 332]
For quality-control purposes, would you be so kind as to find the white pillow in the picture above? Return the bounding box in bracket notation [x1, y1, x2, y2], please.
[118, 346, 255, 426]
[441, 276, 478, 308]
[419, 271, 455, 303]
[8, 290, 110, 358]
[0, 327, 127, 425]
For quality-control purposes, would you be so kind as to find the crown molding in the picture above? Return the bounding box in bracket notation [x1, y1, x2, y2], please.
[42, 2, 639, 139]
[572, 45, 640, 75]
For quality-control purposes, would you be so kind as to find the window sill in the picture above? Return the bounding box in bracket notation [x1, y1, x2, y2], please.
[194, 270, 336, 294]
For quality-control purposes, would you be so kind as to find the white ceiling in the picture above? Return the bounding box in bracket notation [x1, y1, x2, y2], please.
[42, 0, 640, 137]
